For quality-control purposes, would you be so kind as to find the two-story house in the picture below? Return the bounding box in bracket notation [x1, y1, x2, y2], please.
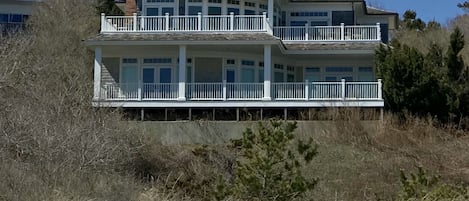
[86, 0, 397, 120]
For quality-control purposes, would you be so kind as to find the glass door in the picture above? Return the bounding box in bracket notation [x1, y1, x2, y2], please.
[121, 66, 138, 98]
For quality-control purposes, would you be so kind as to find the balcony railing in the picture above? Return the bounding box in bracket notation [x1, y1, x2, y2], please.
[100, 13, 382, 42]
[100, 80, 382, 101]
[273, 23, 381, 42]
[101, 13, 269, 33]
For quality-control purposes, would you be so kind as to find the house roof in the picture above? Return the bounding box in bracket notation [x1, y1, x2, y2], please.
[282, 42, 380, 51]
[86, 33, 279, 45]
[365, 6, 397, 15]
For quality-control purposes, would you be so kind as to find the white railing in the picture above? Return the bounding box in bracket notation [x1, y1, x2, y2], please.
[186, 83, 224, 100]
[142, 83, 179, 100]
[226, 83, 264, 100]
[102, 83, 139, 100]
[100, 80, 383, 101]
[273, 23, 381, 42]
[101, 13, 267, 33]
[272, 83, 306, 100]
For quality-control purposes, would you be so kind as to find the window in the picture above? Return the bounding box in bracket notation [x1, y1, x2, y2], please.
[259, 4, 268, 9]
[227, 0, 240, 5]
[304, 67, 321, 82]
[147, 0, 174, 2]
[241, 68, 255, 82]
[290, 12, 328, 17]
[241, 60, 255, 66]
[143, 58, 172, 63]
[0, 14, 8, 23]
[358, 67, 374, 81]
[287, 66, 295, 72]
[290, 21, 307, 26]
[258, 69, 264, 82]
[305, 67, 320, 73]
[244, 10, 255, 15]
[188, 0, 202, 2]
[208, 0, 221, 3]
[274, 64, 284, 70]
[311, 21, 328, 26]
[123, 58, 138, 63]
[227, 8, 240, 15]
[287, 74, 295, 82]
[226, 59, 236, 65]
[244, 2, 256, 7]
[325, 67, 353, 72]
[146, 8, 159, 16]
[208, 7, 222, 15]
[188, 6, 202, 15]
[162, 7, 174, 15]
[274, 72, 284, 82]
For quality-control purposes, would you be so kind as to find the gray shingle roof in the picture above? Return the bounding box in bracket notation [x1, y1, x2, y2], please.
[87, 33, 278, 42]
[283, 42, 380, 51]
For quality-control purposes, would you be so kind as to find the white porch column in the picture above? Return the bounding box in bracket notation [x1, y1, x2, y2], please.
[93, 46, 102, 101]
[268, 0, 274, 27]
[178, 45, 187, 101]
[263, 44, 272, 100]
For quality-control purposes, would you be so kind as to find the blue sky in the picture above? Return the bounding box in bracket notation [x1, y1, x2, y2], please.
[369, 0, 466, 25]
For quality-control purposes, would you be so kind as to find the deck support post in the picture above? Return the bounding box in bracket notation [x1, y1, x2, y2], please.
[376, 23, 381, 41]
[380, 107, 384, 121]
[140, 108, 144, 121]
[165, 108, 168, 121]
[236, 108, 240, 121]
[260, 108, 263, 120]
[267, 0, 274, 28]
[263, 45, 272, 100]
[341, 79, 346, 100]
[212, 108, 216, 120]
[340, 23, 345, 40]
[93, 46, 102, 101]
[284, 108, 288, 121]
[189, 108, 192, 121]
[133, 13, 138, 31]
[178, 45, 187, 101]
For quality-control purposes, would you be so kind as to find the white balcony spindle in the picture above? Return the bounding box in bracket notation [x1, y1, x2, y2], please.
[378, 79, 383, 99]
[198, 13, 202, 31]
[165, 13, 170, 31]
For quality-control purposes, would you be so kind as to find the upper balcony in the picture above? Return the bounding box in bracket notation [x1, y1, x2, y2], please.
[100, 13, 382, 43]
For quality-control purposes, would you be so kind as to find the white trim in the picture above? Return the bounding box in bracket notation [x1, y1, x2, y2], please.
[93, 100, 384, 108]
[93, 47, 102, 100]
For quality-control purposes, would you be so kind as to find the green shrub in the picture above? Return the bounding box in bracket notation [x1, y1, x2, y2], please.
[214, 120, 318, 201]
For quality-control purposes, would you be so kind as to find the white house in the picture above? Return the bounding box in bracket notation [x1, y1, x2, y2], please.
[86, 0, 397, 119]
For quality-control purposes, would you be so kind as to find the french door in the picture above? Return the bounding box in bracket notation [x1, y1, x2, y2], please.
[142, 66, 173, 99]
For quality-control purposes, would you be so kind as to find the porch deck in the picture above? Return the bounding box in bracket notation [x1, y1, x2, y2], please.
[96, 80, 383, 108]
[100, 13, 381, 42]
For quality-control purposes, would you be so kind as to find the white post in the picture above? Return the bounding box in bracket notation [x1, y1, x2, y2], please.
[340, 23, 345, 41]
[305, 23, 309, 41]
[376, 23, 381, 41]
[341, 79, 346, 100]
[267, 0, 274, 28]
[100, 13, 105, 33]
[223, 80, 227, 100]
[263, 45, 272, 100]
[305, 79, 309, 101]
[93, 47, 102, 101]
[262, 12, 267, 31]
[230, 12, 234, 31]
[178, 45, 187, 101]
[378, 79, 383, 99]
[198, 12, 202, 31]
[133, 13, 137, 31]
[165, 13, 170, 31]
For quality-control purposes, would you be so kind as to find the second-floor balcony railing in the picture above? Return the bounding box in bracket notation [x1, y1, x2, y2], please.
[100, 13, 382, 42]
[100, 80, 383, 101]
[101, 13, 268, 33]
[273, 23, 381, 42]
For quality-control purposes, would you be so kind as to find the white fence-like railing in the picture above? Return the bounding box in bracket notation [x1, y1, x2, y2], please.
[101, 80, 382, 101]
[101, 13, 268, 33]
[273, 23, 381, 42]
